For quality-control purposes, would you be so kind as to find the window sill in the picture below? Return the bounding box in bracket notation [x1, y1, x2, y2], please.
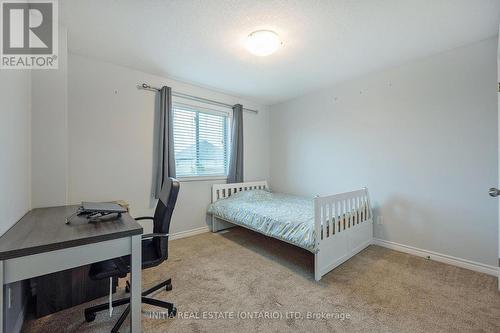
[177, 176, 228, 183]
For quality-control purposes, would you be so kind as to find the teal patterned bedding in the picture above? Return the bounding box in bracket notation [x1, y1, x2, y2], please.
[207, 190, 317, 252]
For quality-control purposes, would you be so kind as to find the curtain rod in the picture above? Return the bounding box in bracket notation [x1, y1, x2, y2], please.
[138, 83, 258, 114]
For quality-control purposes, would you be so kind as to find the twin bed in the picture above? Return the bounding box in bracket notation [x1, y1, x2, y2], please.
[207, 181, 373, 281]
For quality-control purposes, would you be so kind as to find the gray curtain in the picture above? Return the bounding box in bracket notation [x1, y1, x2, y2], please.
[227, 104, 243, 183]
[153, 86, 176, 198]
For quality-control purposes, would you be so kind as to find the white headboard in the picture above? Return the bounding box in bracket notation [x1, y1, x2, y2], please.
[211, 181, 269, 203]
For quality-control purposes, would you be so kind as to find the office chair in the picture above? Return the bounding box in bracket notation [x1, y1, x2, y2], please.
[84, 177, 180, 333]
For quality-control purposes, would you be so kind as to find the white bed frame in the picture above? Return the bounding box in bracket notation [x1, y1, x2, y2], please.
[211, 181, 373, 281]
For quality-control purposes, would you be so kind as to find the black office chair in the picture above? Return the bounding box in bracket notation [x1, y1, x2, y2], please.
[84, 177, 180, 333]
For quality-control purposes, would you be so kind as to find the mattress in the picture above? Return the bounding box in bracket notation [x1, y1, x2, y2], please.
[207, 189, 317, 253]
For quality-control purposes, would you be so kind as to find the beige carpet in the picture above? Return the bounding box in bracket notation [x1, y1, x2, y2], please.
[22, 227, 500, 333]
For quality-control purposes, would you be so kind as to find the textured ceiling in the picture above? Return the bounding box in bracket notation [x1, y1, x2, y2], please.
[60, 0, 500, 105]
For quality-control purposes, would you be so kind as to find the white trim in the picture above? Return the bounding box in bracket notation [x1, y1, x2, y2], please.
[170, 226, 210, 240]
[178, 176, 227, 182]
[373, 238, 499, 277]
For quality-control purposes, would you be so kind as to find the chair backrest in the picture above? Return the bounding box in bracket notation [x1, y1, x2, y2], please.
[152, 177, 180, 261]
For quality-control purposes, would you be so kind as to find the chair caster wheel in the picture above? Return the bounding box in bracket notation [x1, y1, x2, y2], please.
[170, 307, 177, 317]
[85, 312, 96, 322]
[165, 283, 173, 291]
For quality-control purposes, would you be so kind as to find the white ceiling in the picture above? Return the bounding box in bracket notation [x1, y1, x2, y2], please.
[60, 0, 500, 105]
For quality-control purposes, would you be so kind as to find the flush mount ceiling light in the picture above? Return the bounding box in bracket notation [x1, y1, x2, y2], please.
[245, 30, 282, 56]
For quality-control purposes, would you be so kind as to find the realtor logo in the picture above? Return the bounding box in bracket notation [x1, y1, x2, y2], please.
[1, 0, 58, 69]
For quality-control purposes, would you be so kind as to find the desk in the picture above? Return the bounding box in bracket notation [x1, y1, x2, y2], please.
[0, 206, 143, 332]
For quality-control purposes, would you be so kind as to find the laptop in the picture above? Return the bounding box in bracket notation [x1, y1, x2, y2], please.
[81, 202, 127, 214]
[65, 202, 128, 224]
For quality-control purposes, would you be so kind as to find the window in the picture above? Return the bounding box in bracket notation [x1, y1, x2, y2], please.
[173, 104, 231, 178]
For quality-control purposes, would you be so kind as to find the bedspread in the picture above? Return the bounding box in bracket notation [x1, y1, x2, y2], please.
[208, 190, 317, 252]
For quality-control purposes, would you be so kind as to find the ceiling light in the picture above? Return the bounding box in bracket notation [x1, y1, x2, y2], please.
[245, 30, 281, 56]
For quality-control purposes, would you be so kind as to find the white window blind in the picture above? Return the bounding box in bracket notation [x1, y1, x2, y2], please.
[173, 104, 231, 178]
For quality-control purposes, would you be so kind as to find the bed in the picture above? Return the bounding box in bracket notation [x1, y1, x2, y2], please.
[208, 181, 373, 281]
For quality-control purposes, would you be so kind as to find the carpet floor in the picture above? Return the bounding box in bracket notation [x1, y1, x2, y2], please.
[22, 227, 500, 333]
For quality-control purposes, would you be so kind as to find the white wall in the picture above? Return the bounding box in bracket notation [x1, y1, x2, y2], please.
[31, 28, 69, 208]
[0, 70, 31, 236]
[0, 70, 31, 333]
[67, 54, 270, 234]
[270, 38, 498, 267]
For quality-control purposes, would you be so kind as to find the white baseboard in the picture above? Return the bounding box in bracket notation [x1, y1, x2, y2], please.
[170, 226, 210, 240]
[372, 238, 498, 277]
[167, 230, 498, 277]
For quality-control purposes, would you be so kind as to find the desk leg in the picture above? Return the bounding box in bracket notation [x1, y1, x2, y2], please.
[130, 235, 141, 333]
[0, 260, 3, 333]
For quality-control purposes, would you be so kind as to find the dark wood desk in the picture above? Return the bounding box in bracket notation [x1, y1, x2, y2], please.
[0, 206, 143, 332]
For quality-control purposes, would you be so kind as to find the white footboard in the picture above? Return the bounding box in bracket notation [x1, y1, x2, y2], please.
[314, 188, 373, 281]
[211, 181, 269, 232]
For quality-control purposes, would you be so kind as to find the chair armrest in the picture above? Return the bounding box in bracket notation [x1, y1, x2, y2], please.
[135, 216, 154, 221]
[142, 233, 169, 239]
